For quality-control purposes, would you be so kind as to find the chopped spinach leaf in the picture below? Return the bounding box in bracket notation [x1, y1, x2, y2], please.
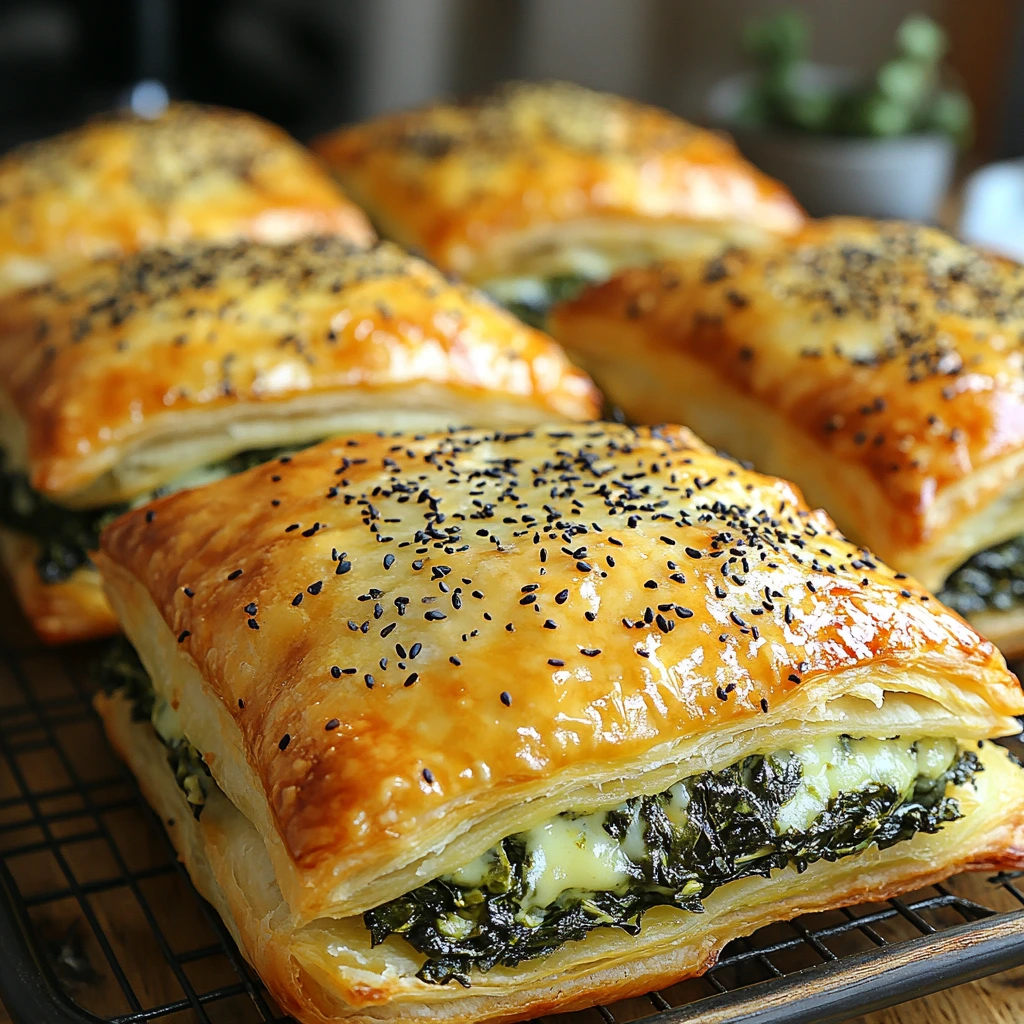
[501, 273, 592, 328]
[93, 637, 211, 820]
[365, 742, 980, 986]
[0, 444, 302, 584]
[939, 534, 1024, 616]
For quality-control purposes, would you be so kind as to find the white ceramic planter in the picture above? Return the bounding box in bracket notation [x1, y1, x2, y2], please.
[707, 69, 956, 222]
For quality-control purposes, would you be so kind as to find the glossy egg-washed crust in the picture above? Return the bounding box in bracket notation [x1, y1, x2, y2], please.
[313, 80, 804, 280]
[0, 237, 599, 502]
[96, 423, 1024, 924]
[0, 103, 373, 296]
[551, 219, 1024, 591]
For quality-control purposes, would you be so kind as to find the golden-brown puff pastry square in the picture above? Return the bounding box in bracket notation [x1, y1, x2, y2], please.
[94, 422, 1024, 1024]
[550, 218, 1024, 656]
[0, 238, 599, 643]
[0, 102, 374, 297]
[313, 81, 804, 315]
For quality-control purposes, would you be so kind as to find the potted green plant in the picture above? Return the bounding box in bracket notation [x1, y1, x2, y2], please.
[706, 12, 972, 221]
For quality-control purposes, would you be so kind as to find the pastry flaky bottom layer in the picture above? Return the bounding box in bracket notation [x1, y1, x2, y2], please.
[0, 529, 117, 643]
[95, 690, 1024, 1024]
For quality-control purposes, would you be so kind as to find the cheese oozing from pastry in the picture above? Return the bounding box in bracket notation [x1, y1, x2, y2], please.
[93, 636, 979, 985]
[367, 733, 976, 984]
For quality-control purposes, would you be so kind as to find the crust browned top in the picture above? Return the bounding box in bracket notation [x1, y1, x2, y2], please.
[551, 218, 1024, 563]
[0, 103, 373, 294]
[97, 423, 1022, 882]
[0, 238, 600, 499]
[313, 80, 804, 278]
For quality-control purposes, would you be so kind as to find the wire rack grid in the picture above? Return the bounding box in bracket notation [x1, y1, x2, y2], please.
[1, 614, 1024, 1024]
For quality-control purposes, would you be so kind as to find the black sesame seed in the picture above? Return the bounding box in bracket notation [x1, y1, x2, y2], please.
[364, 674, 375, 688]
[404, 673, 419, 687]
[788, 674, 802, 684]
[227, 569, 243, 580]
[544, 619, 557, 629]
[325, 718, 340, 731]
[145, 509, 156, 523]
[331, 666, 342, 679]
[422, 768, 435, 784]
[580, 648, 601, 657]
[336, 560, 352, 575]
[449, 656, 461, 666]
[685, 547, 702, 559]
[500, 691, 512, 707]
[183, 587, 194, 598]
[247, 618, 259, 630]
[383, 554, 395, 569]
[237, 699, 244, 709]
[555, 589, 569, 604]
[424, 610, 447, 621]
[177, 630, 190, 643]
[278, 734, 290, 751]
[548, 658, 565, 667]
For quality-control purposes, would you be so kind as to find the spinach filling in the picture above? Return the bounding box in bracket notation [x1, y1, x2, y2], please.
[88, 635, 985, 989]
[365, 737, 980, 986]
[499, 273, 592, 329]
[939, 534, 1024, 617]
[95, 638, 211, 820]
[0, 445, 300, 584]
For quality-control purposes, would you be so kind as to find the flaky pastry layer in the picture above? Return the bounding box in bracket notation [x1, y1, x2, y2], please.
[96, 690, 1024, 1024]
[313, 81, 803, 284]
[550, 219, 1024, 593]
[0, 238, 599, 503]
[95, 424, 1024, 925]
[0, 102, 373, 297]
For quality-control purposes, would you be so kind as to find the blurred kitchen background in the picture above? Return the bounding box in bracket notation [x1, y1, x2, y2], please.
[1, 0, 1022, 248]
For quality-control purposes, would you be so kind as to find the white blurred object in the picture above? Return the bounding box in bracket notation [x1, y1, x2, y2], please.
[129, 80, 169, 120]
[960, 160, 1024, 262]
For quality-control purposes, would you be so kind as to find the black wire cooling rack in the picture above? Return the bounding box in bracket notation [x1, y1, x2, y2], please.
[2, 616, 1024, 1024]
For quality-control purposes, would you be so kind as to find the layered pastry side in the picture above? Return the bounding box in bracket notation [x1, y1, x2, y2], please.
[92, 423, 1024, 1024]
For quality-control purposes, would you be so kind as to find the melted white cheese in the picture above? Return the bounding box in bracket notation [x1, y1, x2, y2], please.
[151, 695, 185, 744]
[443, 735, 961, 904]
[774, 736, 946, 834]
[521, 812, 632, 909]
